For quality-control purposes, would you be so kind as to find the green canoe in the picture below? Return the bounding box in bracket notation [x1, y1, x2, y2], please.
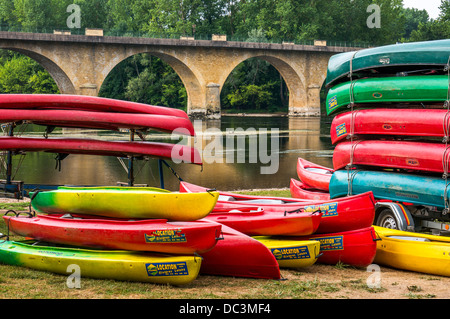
[325, 39, 450, 88]
[326, 75, 449, 115]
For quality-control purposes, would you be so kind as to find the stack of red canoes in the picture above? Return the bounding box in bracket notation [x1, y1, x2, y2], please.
[181, 181, 378, 268]
[0, 94, 201, 165]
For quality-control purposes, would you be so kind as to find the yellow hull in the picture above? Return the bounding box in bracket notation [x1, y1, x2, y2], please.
[0, 241, 202, 285]
[374, 226, 450, 277]
[254, 236, 320, 268]
[31, 187, 219, 221]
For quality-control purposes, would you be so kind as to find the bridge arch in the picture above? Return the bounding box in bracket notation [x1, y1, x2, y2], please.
[98, 47, 203, 116]
[0, 47, 76, 94]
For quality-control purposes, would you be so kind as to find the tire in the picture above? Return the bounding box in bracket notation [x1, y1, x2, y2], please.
[376, 208, 401, 230]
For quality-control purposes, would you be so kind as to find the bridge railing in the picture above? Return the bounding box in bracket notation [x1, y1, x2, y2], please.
[0, 24, 372, 48]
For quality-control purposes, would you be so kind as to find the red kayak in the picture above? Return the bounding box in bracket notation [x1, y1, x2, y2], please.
[297, 157, 334, 191]
[0, 94, 189, 119]
[333, 140, 449, 174]
[205, 208, 322, 236]
[290, 178, 330, 201]
[0, 109, 195, 135]
[199, 221, 281, 279]
[0, 136, 202, 165]
[290, 227, 378, 267]
[3, 214, 221, 254]
[331, 108, 450, 144]
[180, 181, 376, 234]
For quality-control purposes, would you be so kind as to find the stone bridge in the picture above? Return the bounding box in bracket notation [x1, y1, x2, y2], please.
[0, 31, 361, 118]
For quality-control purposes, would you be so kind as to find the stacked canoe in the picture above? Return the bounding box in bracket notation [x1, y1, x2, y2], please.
[180, 181, 378, 269]
[0, 94, 212, 285]
[291, 39, 450, 277]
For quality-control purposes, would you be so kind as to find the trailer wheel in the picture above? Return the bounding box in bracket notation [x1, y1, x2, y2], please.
[376, 208, 401, 230]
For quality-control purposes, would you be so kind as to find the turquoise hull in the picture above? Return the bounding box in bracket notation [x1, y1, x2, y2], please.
[325, 39, 450, 88]
[329, 170, 448, 209]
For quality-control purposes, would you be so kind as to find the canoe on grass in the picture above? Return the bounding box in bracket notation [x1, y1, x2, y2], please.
[329, 169, 449, 209]
[0, 94, 189, 119]
[330, 109, 450, 144]
[0, 109, 195, 135]
[0, 240, 202, 285]
[0, 137, 202, 165]
[374, 226, 450, 277]
[290, 178, 330, 201]
[3, 214, 222, 254]
[333, 140, 450, 174]
[325, 39, 450, 88]
[290, 227, 378, 267]
[326, 75, 448, 115]
[297, 157, 333, 191]
[180, 181, 376, 234]
[30, 187, 219, 221]
[253, 237, 321, 269]
[204, 207, 322, 236]
[199, 221, 281, 279]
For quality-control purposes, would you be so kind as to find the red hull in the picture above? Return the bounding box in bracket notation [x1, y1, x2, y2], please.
[205, 208, 322, 236]
[3, 214, 221, 254]
[0, 136, 202, 165]
[290, 178, 330, 201]
[0, 94, 188, 119]
[333, 140, 448, 174]
[331, 109, 450, 144]
[297, 157, 333, 191]
[199, 221, 281, 279]
[291, 227, 378, 267]
[180, 181, 376, 234]
[0, 109, 195, 135]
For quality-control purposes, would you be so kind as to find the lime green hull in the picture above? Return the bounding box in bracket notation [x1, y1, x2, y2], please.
[31, 187, 219, 221]
[326, 75, 448, 115]
[0, 240, 202, 285]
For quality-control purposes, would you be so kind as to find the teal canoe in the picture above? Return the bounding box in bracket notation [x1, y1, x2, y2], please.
[325, 39, 450, 88]
[329, 169, 449, 209]
[326, 75, 449, 115]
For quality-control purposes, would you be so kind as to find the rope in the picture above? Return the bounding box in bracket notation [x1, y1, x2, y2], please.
[346, 51, 358, 196]
[443, 55, 450, 214]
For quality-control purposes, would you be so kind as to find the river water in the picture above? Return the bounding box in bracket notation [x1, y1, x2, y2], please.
[3, 116, 334, 192]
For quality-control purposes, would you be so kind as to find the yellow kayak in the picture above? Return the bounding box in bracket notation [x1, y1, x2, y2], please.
[30, 186, 219, 221]
[254, 236, 320, 268]
[0, 240, 202, 285]
[374, 226, 450, 277]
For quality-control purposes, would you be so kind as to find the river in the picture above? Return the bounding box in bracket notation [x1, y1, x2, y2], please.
[3, 116, 334, 192]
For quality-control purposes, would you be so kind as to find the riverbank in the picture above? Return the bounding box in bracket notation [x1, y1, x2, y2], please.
[0, 189, 449, 300]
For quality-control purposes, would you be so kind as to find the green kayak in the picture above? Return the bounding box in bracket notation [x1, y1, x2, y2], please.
[326, 75, 449, 115]
[325, 39, 450, 88]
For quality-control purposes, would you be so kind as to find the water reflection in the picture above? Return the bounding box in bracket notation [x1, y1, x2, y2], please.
[5, 116, 334, 191]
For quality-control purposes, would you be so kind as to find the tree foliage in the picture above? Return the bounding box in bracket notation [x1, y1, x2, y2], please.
[0, 0, 447, 111]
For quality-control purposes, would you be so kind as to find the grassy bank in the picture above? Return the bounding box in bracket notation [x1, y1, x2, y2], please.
[0, 189, 447, 300]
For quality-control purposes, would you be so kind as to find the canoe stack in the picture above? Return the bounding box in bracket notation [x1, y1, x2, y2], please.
[291, 39, 450, 277]
[180, 181, 378, 270]
[0, 95, 214, 285]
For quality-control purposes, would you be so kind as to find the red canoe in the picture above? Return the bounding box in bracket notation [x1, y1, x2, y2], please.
[180, 181, 376, 234]
[330, 108, 450, 144]
[290, 227, 378, 267]
[290, 178, 330, 201]
[199, 221, 281, 279]
[297, 157, 334, 191]
[333, 140, 449, 174]
[0, 94, 189, 119]
[3, 214, 221, 254]
[0, 136, 202, 165]
[0, 109, 195, 135]
[204, 208, 322, 236]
